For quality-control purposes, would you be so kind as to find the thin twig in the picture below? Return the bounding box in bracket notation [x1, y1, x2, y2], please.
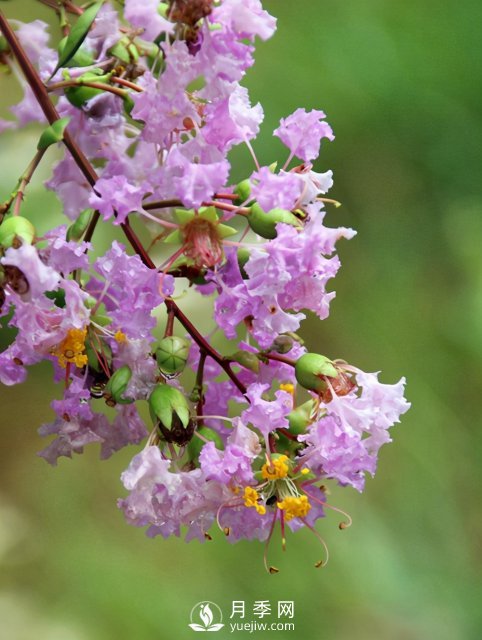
[47, 79, 128, 99]
[262, 353, 297, 367]
[12, 148, 47, 216]
[36, 0, 82, 16]
[0, 10, 248, 398]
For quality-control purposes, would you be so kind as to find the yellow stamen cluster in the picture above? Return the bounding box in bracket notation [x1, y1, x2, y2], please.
[279, 382, 295, 395]
[114, 330, 127, 343]
[53, 328, 88, 369]
[261, 454, 290, 480]
[243, 486, 266, 515]
[277, 496, 311, 521]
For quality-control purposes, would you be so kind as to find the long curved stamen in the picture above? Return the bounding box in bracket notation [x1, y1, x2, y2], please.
[215, 498, 245, 534]
[137, 209, 179, 229]
[302, 487, 353, 529]
[280, 508, 286, 551]
[144, 429, 161, 448]
[263, 508, 280, 574]
[244, 138, 260, 171]
[300, 517, 330, 568]
[192, 430, 211, 445]
[191, 415, 234, 425]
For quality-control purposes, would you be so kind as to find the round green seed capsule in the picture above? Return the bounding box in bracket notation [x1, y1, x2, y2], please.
[294, 353, 338, 393]
[156, 336, 191, 375]
[0, 216, 35, 248]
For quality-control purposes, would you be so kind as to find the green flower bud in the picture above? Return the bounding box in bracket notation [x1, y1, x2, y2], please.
[149, 384, 193, 446]
[155, 336, 190, 375]
[103, 365, 133, 405]
[0, 216, 35, 248]
[295, 353, 338, 393]
[149, 384, 190, 430]
[233, 179, 254, 206]
[287, 399, 316, 434]
[65, 72, 112, 107]
[229, 350, 260, 373]
[66, 208, 92, 242]
[247, 203, 301, 240]
[187, 426, 223, 460]
[270, 335, 294, 355]
[158, 2, 169, 18]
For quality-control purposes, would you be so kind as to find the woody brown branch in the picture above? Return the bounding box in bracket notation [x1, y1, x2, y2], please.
[0, 10, 247, 397]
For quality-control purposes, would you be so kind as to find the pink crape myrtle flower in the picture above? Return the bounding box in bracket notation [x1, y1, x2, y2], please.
[0, 0, 409, 571]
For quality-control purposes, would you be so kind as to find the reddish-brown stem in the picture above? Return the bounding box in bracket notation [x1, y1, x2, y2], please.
[0, 10, 248, 397]
[111, 77, 144, 92]
[36, 0, 82, 15]
[203, 200, 250, 215]
[143, 198, 250, 216]
[195, 350, 207, 422]
[47, 80, 128, 99]
[143, 199, 183, 211]
[277, 428, 299, 442]
[214, 193, 238, 201]
[263, 353, 297, 367]
[83, 210, 101, 245]
[164, 307, 175, 338]
[2, 13, 156, 266]
[3, 147, 46, 216]
[165, 299, 246, 396]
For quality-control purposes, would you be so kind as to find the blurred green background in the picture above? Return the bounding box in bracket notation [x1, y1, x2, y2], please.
[1, 0, 482, 638]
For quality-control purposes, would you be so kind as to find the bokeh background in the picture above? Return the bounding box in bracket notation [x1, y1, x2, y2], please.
[1, 1, 482, 638]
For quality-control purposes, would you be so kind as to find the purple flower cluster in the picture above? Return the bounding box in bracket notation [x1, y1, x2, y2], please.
[0, 1, 410, 569]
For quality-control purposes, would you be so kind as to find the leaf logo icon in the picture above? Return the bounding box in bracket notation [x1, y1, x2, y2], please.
[189, 601, 224, 632]
[199, 604, 213, 628]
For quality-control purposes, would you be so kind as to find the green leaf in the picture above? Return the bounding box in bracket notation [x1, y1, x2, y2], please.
[51, 2, 104, 75]
[45, 288, 66, 308]
[37, 117, 71, 151]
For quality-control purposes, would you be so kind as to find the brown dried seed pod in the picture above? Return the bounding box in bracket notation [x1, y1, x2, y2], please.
[158, 415, 196, 446]
[169, 0, 214, 26]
